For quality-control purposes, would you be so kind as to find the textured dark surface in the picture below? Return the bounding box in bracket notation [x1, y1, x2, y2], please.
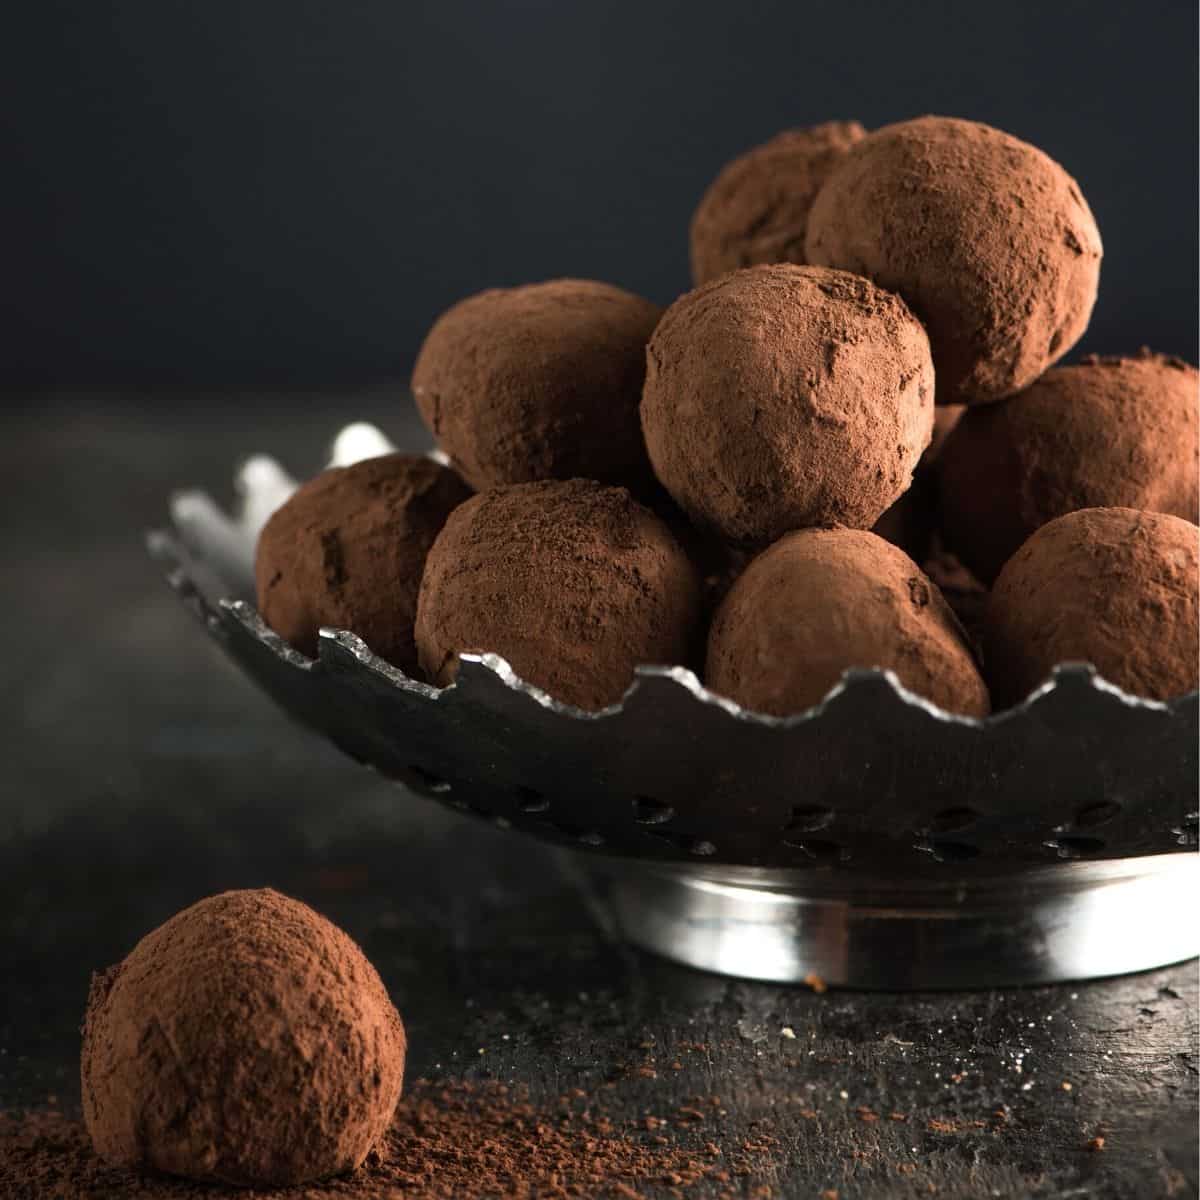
[2, 395, 1197, 1198]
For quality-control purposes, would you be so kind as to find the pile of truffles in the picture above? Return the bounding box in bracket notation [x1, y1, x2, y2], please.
[256, 114, 1199, 715]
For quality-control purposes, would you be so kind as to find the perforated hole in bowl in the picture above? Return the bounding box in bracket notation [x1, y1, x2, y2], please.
[1073, 801, 1121, 828]
[927, 807, 980, 834]
[1047, 835, 1106, 859]
[784, 805, 835, 833]
[633, 797, 675, 825]
[516, 786, 550, 814]
[782, 837, 843, 862]
[407, 763, 452, 794]
[1174, 814, 1199, 848]
[645, 830, 717, 856]
[916, 839, 981, 863]
[543, 821, 605, 847]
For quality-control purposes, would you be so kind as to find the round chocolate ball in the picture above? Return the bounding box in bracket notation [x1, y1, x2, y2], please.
[927, 404, 965, 463]
[872, 475, 935, 564]
[641, 264, 934, 547]
[255, 453, 470, 675]
[938, 351, 1200, 583]
[689, 120, 866, 286]
[985, 507, 1199, 707]
[924, 547, 989, 656]
[706, 527, 990, 717]
[806, 116, 1102, 404]
[871, 405, 965, 561]
[415, 479, 702, 711]
[81, 889, 406, 1188]
[411, 279, 661, 492]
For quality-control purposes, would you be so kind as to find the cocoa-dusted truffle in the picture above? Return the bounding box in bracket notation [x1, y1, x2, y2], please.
[806, 116, 1102, 404]
[411, 279, 661, 492]
[871, 405, 965, 561]
[938, 351, 1200, 583]
[415, 479, 702, 710]
[255, 453, 470, 674]
[924, 545, 989, 654]
[689, 121, 866, 285]
[81, 889, 406, 1188]
[641, 264, 934, 547]
[706, 527, 990, 717]
[985, 507, 1199, 707]
[927, 404, 965, 463]
[872, 475, 934, 564]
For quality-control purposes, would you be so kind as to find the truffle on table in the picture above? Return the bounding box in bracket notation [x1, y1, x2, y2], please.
[641, 264, 934, 547]
[415, 479, 702, 711]
[938, 351, 1200, 583]
[806, 116, 1102, 404]
[255, 453, 470, 675]
[689, 120, 866, 286]
[984, 507, 1199, 707]
[81, 889, 406, 1188]
[706, 527, 990, 717]
[411, 279, 662, 493]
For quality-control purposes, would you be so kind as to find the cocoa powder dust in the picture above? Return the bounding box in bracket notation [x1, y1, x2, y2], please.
[1, 1080, 777, 1200]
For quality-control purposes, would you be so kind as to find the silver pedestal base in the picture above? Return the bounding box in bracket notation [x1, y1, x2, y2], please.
[610, 855, 1199, 988]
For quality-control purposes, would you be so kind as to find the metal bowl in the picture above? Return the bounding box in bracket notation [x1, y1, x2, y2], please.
[148, 422, 1199, 988]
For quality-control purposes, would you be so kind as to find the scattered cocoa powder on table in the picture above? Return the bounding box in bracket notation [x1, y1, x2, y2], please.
[1, 1080, 778, 1200]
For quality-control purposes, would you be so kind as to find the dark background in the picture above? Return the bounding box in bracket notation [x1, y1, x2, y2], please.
[4, 0, 1197, 390]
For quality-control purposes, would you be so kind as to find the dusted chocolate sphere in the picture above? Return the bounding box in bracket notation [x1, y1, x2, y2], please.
[255, 453, 470, 675]
[641, 264, 934, 547]
[411, 279, 661, 492]
[985, 508, 1199, 707]
[872, 474, 935, 564]
[415, 479, 702, 711]
[871, 404, 965, 561]
[927, 404, 965, 463]
[707, 527, 989, 717]
[81, 889, 406, 1188]
[938, 351, 1200, 583]
[806, 116, 1102, 404]
[924, 547, 989, 655]
[689, 121, 865, 285]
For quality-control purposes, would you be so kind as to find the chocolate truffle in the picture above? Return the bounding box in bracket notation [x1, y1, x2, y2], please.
[411, 279, 662, 492]
[81, 889, 406, 1188]
[255, 453, 470, 674]
[927, 404, 965, 463]
[938, 351, 1200, 583]
[707, 527, 990, 717]
[689, 121, 866, 285]
[985, 507, 1199, 707]
[641, 264, 935, 547]
[873, 475, 935, 564]
[924, 544, 989, 655]
[415, 479, 702, 710]
[806, 116, 1102, 404]
[871, 406, 965, 561]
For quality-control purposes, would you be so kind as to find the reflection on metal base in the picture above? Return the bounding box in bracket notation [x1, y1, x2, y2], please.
[611, 855, 1200, 988]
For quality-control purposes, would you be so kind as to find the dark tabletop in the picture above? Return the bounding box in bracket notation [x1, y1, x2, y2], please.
[2, 394, 1197, 1199]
